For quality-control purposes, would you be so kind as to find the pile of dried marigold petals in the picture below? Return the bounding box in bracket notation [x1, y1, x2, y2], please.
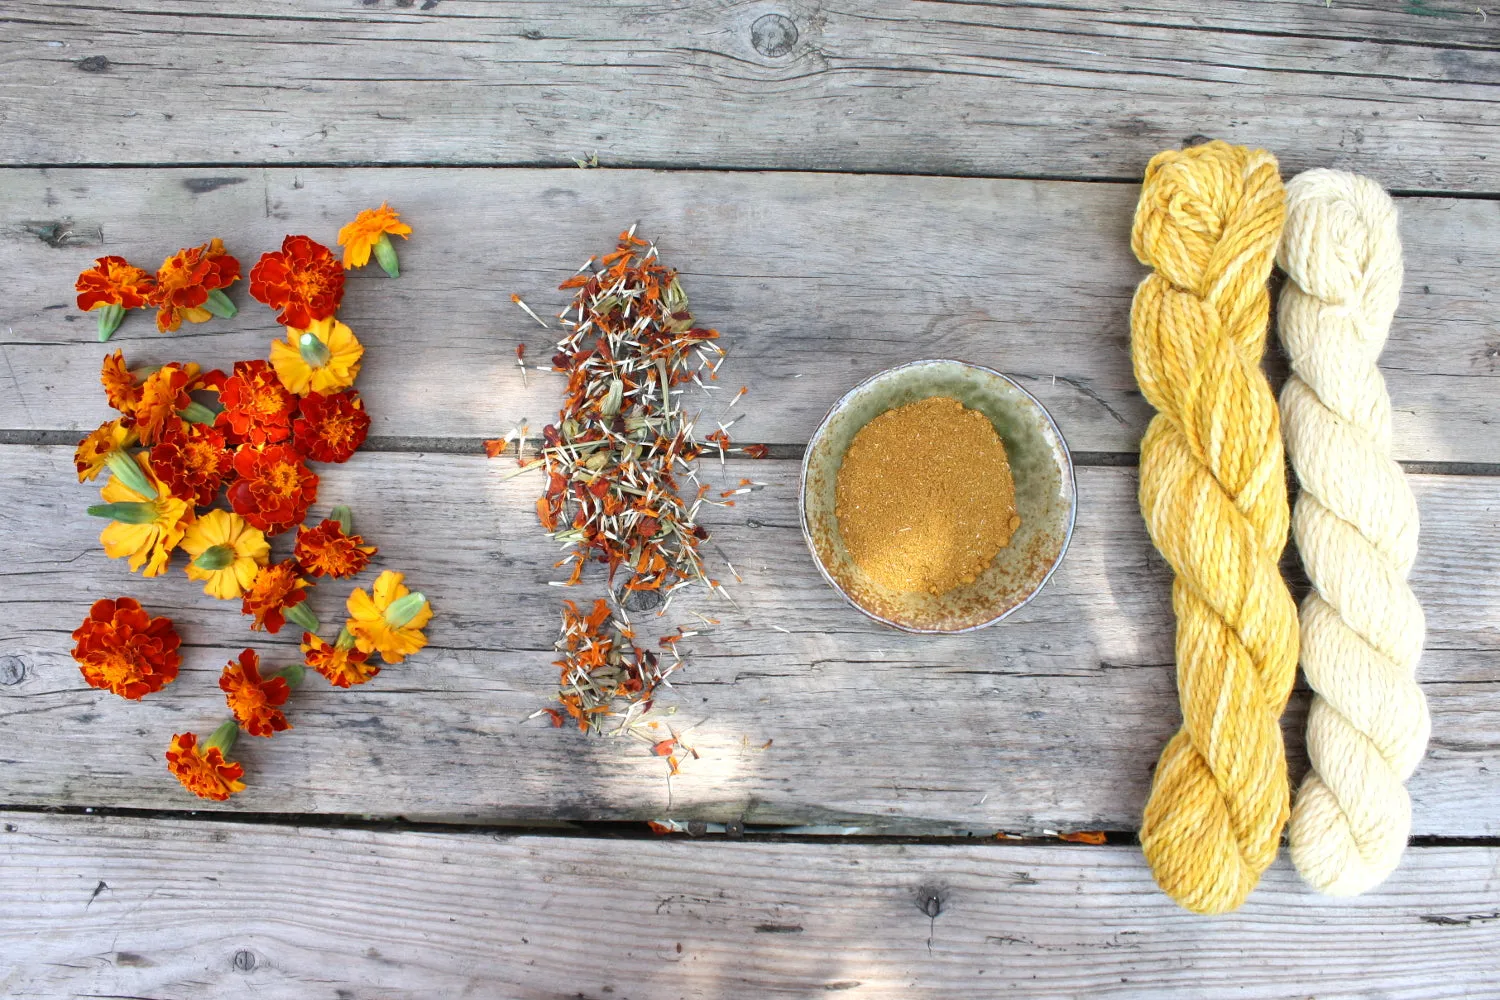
[69, 204, 432, 802]
[499, 227, 767, 742]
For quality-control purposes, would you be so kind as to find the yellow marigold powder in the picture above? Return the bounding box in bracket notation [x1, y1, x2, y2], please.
[835, 396, 1019, 596]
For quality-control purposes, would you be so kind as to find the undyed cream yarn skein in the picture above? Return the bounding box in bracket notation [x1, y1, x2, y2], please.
[1130, 141, 1299, 915]
[1279, 169, 1430, 897]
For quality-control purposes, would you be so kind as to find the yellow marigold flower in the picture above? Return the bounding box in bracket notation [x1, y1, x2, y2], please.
[337, 203, 411, 272]
[347, 570, 432, 664]
[93, 455, 193, 578]
[75, 418, 138, 483]
[269, 316, 363, 395]
[181, 509, 270, 600]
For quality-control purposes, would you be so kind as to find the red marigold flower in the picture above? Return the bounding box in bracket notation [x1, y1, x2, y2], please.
[219, 648, 291, 737]
[149, 421, 232, 507]
[218, 359, 296, 447]
[248, 235, 345, 328]
[76, 256, 156, 312]
[70, 597, 181, 700]
[150, 238, 241, 333]
[227, 444, 319, 535]
[166, 731, 245, 801]
[292, 390, 370, 464]
[295, 518, 377, 578]
[134, 362, 200, 447]
[101, 349, 142, 416]
[301, 631, 379, 688]
[240, 558, 309, 633]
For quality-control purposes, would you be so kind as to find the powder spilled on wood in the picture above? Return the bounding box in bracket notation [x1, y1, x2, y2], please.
[835, 396, 1019, 595]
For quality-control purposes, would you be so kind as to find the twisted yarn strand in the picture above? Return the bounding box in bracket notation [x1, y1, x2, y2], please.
[1130, 141, 1299, 915]
[1278, 169, 1430, 897]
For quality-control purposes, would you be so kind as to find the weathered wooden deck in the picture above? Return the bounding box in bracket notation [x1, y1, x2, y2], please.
[1, 2, 1497, 996]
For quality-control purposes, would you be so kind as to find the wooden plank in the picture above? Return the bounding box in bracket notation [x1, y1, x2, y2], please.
[2, 1, 1498, 189]
[2, 445, 1496, 833]
[2, 812, 1497, 999]
[3, 168, 1497, 463]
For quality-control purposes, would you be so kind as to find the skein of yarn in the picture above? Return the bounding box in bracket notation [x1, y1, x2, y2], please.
[1130, 140, 1299, 915]
[1278, 169, 1430, 897]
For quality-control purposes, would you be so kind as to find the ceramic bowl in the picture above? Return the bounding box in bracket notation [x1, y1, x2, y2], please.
[799, 359, 1076, 633]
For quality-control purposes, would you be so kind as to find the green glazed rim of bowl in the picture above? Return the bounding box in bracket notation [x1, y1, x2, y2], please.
[798, 359, 1078, 634]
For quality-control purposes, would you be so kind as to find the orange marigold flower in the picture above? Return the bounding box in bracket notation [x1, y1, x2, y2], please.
[101, 349, 142, 416]
[219, 648, 291, 737]
[302, 630, 379, 688]
[248, 235, 344, 328]
[347, 570, 432, 664]
[227, 443, 319, 535]
[150, 238, 240, 333]
[134, 362, 201, 447]
[76, 256, 156, 311]
[166, 730, 245, 801]
[75, 418, 138, 483]
[241, 558, 309, 633]
[292, 390, 370, 464]
[150, 422, 231, 506]
[218, 359, 296, 447]
[337, 203, 412, 270]
[71, 597, 181, 699]
[295, 518, 376, 578]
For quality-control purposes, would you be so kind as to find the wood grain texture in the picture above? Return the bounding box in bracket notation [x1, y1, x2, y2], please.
[2, 812, 1498, 1000]
[2, 1, 1498, 189]
[3, 168, 1498, 461]
[2, 445, 1495, 832]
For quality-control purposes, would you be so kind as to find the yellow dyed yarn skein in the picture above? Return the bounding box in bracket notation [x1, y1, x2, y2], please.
[1130, 141, 1300, 915]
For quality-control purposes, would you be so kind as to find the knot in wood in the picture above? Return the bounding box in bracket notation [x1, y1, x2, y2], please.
[0, 655, 25, 686]
[751, 14, 798, 58]
[77, 55, 110, 73]
[232, 949, 257, 972]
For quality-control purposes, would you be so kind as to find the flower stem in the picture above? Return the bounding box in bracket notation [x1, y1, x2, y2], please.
[191, 544, 235, 571]
[335, 625, 357, 651]
[203, 288, 238, 319]
[86, 501, 159, 524]
[298, 330, 332, 367]
[373, 232, 400, 278]
[267, 662, 306, 688]
[285, 601, 320, 633]
[96, 303, 126, 342]
[104, 451, 158, 500]
[179, 401, 218, 425]
[205, 719, 240, 755]
[331, 505, 354, 535]
[384, 592, 428, 628]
